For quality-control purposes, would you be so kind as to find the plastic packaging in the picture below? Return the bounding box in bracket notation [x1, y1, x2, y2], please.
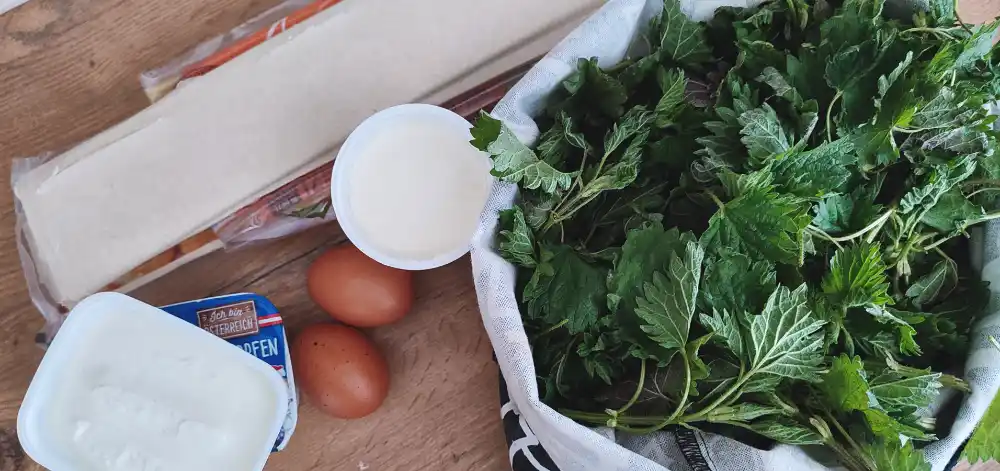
[160, 292, 298, 452]
[17, 292, 288, 471]
[12, 0, 534, 343]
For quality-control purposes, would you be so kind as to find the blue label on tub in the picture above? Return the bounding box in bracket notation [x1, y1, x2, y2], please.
[160, 293, 298, 452]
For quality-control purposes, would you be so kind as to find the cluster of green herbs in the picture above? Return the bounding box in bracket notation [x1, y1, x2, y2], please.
[470, 0, 1000, 469]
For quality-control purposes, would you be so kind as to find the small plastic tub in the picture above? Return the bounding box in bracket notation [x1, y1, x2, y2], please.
[18, 292, 288, 471]
[331, 103, 494, 270]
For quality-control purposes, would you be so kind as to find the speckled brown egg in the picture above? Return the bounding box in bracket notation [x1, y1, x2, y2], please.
[292, 324, 390, 419]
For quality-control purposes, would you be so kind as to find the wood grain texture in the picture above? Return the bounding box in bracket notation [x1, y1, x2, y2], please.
[3, 1, 1000, 471]
[0, 1, 508, 470]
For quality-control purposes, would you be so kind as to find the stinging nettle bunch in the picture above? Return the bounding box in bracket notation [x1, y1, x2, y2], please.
[470, 0, 1000, 470]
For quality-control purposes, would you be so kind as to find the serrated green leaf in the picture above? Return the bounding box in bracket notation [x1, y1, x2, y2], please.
[523, 192, 559, 230]
[906, 259, 958, 309]
[921, 189, 986, 234]
[962, 392, 1000, 463]
[756, 66, 804, 107]
[739, 104, 792, 163]
[659, 0, 712, 67]
[523, 245, 607, 334]
[745, 285, 827, 381]
[536, 112, 588, 167]
[869, 367, 942, 415]
[608, 223, 695, 360]
[928, 0, 956, 26]
[749, 418, 825, 445]
[635, 242, 704, 350]
[497, 207, 536, 268]
[813, 194, 855, 233]
[618, 52, 661, 91]
[866, 440, 931, 471]
[700, 248, 777, 317]
[771, 138, 854, 197]
[864, 408, 936, 441]
[603, 107, 655, 158]
[701, 308, 746, 360]
[472, 112, 575, 194]
[581, 129, 650, 200]
[655, 68, 687, 128]
[900, 154, 977, 214]
[955, 21, 1000, 72]
[702, 188, 811, 266]
[875, 51, 915, 115]
[822, 242, 893, 308]
[559, 58, 629, 120]
[820, 354, 875, 412]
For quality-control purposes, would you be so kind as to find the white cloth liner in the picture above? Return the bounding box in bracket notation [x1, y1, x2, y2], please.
[470, 1, 1000, 470]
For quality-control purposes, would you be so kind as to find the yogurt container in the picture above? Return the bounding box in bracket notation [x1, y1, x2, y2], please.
[332, 103, 495, 270]
[18, 293, 290, 471]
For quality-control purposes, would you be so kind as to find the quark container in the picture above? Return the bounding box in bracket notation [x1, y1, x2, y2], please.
[160, 292, 298, 451]
[18, 293, 291, 471]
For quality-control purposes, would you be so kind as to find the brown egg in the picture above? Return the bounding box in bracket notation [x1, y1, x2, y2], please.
[307, 244, 413, 327]
[292, 324, 390, 419]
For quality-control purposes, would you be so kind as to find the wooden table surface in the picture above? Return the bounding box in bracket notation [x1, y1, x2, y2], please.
[3, 1, 1000, 471]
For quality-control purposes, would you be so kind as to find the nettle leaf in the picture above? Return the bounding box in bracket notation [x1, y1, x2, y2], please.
[813, 194, 854, 233]
[866, 440, 931, 471]
[749, 418, 825, 445]
[821, 242, 893, 308]
[869, 367, 943, 415]
[865, 306, 924, 356]
[771, 138, 854, 197]
[523, 245, 607, 334]
[635, 242, 705, 350]
[955, 21, 1000, 72]
[906, 259, 958, 309]
[820, 354, 875, 412]
[472, 113, 574, 194]
[523, 192, 559, 230]
[497, 207, 536, 268]
[928, 0, 956, 27]
[655, 68, 687, 128]
[560, 58, 629, 120]
[757, 66, 804, 107]
[536, 112, 588, 167]
[874, 51, 915, 116]
[900, 155, 977, 214]
[608, 223, 695, 359]
[745, 285, 827, 381]
[739, 104, 792, 164]
[864, 408, 936, 442]
[619, 53, 661, 91]
[581, 129, 650, 200]
[700, 248, 777, 316]
[910, 87, 966, 131]
[603, 107, 655, 159]
[851, 124, 899, 169]
[707, 403, 786, 422]
[702, 188, 811, 266]
[701, 309, 746, 359]
[659, 0, 712, 67]
[920, 190, 986, 234]
[825, 40, 879, 91]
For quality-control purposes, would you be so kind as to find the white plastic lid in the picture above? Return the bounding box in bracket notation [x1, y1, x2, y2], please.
[18, 292, 288, 471]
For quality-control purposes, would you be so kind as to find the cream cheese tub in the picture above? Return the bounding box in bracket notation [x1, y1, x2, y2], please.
[17, 293, 289, 471]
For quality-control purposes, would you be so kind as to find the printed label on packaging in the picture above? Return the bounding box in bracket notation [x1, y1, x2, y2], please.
[160, 293, 297, 452]
[197, 300, 259, 339]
